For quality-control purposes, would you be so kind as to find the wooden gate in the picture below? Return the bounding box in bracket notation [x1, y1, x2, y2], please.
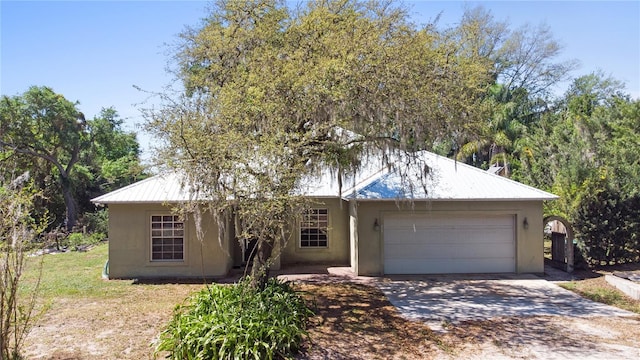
[551, 231, 566, 263]
[544, 216, 575, 273]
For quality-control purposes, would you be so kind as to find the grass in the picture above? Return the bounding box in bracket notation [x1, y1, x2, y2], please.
[20, 243, 206, 359]
[21, 242, 131, 300]
[559, 277, 640, 314]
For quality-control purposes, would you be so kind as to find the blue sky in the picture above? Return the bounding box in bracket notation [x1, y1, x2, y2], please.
[2, 1, 639, 161]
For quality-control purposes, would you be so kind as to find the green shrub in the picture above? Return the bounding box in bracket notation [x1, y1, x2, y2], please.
[156, 277, 313, 360]
[81, 209, 109, 235]
[66, 232, 106, 250]
[574, 186, 640, 266]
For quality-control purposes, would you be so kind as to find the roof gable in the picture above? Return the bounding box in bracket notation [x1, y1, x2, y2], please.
[347, 151, 558, 201]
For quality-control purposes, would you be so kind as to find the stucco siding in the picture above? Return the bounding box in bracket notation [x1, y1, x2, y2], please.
[280, 198, 350, 265]
[107, 204, 231, 279]
[353, 200, 545, 276]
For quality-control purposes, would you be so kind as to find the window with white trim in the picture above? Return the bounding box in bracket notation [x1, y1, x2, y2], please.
[300, 209, 328, 248]
[151, 215, 184, 261]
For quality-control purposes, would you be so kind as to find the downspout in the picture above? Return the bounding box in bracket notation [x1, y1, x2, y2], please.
[102, 260, 109, 280]
[349, 199, 359, 275]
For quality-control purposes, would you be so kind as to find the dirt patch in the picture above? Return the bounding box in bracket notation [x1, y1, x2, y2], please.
[296, 282, 450, 359]
[24, 283, 205, 360]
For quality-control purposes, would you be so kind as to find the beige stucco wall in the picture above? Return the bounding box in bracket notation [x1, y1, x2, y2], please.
[351, 200, 545, 276]
[107, 203, 232, 279]
[107, 198, 545, 277]
[280, 198, 350, 266]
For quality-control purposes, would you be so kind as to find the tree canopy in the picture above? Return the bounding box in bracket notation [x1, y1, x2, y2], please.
[0, 86, 145, 232]
[1, 86, 87, 231]
[450, 5, 577, 172]
[514, 72, 640, 265]
[147, 0, 495, 284]
[146, 0, 639, 274]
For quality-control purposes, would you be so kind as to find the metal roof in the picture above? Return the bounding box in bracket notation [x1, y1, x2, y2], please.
[347, 151, 558, 201]
[92, 151, 557, 204]
[91, 172, 193, 204]
[298, 156, 387, 198]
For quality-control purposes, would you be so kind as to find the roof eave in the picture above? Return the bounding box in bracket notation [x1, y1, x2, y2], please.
[346, 196, 559, 201]
[90, 199, 191, 205]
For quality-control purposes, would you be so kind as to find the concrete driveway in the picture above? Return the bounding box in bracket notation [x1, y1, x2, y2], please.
[376, 273, 636, 329]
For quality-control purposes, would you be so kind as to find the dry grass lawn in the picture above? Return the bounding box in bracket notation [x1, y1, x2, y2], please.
[25, 283, 204, 359]
[561, 276, 640, 313]
[24, 281, 640, 360]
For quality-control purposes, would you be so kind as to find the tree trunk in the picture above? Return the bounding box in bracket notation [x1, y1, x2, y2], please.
[60, 174, 77, 232]
[249, 239, 273, 290]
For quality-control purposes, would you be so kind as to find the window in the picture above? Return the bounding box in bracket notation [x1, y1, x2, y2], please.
[151, 215, 184, 261]
[300, 209, 328, 248]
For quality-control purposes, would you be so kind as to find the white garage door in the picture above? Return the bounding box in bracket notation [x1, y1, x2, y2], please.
[383, 213, 515, 274]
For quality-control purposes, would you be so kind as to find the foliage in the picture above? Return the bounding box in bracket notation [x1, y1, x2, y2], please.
[573, 185, 640, 266]
[85, 107, 145, 194]
[447, 5, 576, 173]
[78, 208, 109, 235]
[0, 87, 145, 232]
[0, 183, 46, 360]
[148, 0, 493, 286]
[450, 6, 577, 98]
[457, 84, 540, 175]
[66, 232, 106, 251]
[515, 72, 640, 266]
[156, 277, 312, 360]
[0, 86, 88, 231]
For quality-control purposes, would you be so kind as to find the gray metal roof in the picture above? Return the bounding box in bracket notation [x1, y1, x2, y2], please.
[347, 151, 558, 201]
[92, 150, 557, 204]
[91, 173, 193, 204]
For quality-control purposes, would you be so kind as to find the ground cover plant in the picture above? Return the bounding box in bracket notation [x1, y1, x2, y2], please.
[156, 277, 313, 360]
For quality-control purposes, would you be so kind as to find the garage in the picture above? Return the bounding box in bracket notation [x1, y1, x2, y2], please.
[383, 213, 516, 274]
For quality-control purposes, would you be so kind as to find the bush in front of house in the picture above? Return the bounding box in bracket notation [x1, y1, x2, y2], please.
[156, 277, 313, 360]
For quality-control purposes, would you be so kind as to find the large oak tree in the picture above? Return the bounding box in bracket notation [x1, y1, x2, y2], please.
[147, 0, 493, 286]
[0, 86, 88, 231]
[0, 87, 144, 232]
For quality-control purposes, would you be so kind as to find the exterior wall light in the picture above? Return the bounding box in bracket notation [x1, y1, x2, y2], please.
[523, 217, 529, 229]
[373, 218, 380, 231]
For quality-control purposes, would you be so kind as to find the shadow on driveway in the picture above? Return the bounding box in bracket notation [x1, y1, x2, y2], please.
[376, 273, 636, 329]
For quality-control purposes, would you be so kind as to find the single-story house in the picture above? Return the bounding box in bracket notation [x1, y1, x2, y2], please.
[91, 150, 557, 279]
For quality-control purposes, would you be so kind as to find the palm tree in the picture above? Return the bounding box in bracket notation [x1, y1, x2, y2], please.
[457, 84, 539, 177]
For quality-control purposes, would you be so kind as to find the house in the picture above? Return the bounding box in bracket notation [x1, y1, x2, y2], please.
[91, 150, 558, 278]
